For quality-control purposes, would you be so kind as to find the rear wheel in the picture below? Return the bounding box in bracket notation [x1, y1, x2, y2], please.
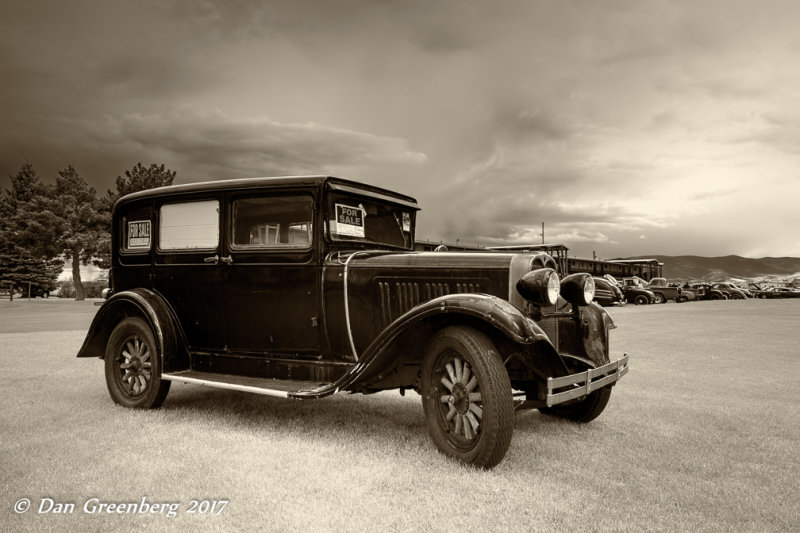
[653, 293, 665, 304]
[634, 295, 648, 305]
[104, 317, 170, 409]
[421, 326, 513, 468]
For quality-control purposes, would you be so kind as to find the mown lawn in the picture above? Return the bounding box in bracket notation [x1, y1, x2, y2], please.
[1, 299, 798, 532]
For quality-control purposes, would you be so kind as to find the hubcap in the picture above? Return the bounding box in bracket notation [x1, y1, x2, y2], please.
[117, 336, 152, 397]
[437, 355, 483, 443]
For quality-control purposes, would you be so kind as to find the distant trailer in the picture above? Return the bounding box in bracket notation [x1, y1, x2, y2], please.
[416, 241, 663, 281]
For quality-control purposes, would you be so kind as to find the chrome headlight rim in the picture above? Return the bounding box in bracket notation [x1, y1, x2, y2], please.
[560, 273, 596, 306]
[516, 268, 561, 307]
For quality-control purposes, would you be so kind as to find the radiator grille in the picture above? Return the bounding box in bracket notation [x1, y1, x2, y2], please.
[537, 316, 559, 351]
[378, 281, 481, 327]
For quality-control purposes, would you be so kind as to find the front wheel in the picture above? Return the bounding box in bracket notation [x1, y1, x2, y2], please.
[421, 326, 513, 468]
[634, 295, 648, 305]
[653, 293, 665, 304]
[104, 317, 170, 408]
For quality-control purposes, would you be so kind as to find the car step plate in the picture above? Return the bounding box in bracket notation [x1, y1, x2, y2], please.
[161, 371, 332, 398]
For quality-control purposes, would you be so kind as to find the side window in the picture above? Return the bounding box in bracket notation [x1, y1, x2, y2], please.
[159, 200, 219, 250]
[231, 196, 313, 249]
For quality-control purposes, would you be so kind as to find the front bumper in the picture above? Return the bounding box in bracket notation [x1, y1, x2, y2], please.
[546, 354, 629, 407]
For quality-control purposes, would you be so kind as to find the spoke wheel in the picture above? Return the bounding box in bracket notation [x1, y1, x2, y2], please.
[104, 317, 170, 409]
[421, 326, 513, 468]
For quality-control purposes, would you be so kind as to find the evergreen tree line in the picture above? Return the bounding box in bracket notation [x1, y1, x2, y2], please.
[0, 162, 176, 300]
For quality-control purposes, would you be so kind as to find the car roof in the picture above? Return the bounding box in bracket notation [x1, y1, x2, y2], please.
[115, 175, 419, 210]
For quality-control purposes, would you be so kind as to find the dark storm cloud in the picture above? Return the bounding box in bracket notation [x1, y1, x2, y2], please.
[79, 107, 424, 181]
[2, 0, 800, 257]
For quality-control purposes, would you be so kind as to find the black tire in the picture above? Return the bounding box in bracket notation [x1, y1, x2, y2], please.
[634, 295, 648, 305]
[653, 293, 665, 304]
[540, 386, 612, 423]
[421, 326, 513, 468]
[104, 317, 170, 409]
[677, 296, 687, 303]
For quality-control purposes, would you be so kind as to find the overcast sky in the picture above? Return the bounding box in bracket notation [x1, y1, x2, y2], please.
[2, 0, 799, 259]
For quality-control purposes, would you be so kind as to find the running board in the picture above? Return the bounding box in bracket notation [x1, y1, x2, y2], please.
[161, 371, 334, 399]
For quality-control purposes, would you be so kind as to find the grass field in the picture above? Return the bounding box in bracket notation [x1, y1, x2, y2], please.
[1, 299, 798, 532]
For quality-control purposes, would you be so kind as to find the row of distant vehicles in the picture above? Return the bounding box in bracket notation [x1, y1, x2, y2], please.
[592, 276, 800, 306]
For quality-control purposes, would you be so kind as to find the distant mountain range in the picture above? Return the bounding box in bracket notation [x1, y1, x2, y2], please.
[622, 255, 800, 282]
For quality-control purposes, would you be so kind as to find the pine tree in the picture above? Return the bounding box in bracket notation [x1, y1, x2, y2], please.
[0, 163, 64, 300]
[108, 162, 177, 203]
[51, 165, 107, 300]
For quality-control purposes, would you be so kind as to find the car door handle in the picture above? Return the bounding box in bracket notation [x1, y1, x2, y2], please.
[203, 255, 219, 264]
[220, 255, 233, 265]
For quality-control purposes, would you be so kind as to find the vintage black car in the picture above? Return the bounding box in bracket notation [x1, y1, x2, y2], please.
[619, 278, 656, 305]
[690, 283, 728, 300]
[711, 283, 749, 299]
[16, 283, 52, 298]
[756, 287, 800, 299]
[592, 277, 625, 306]
[77, 176, 629, 468]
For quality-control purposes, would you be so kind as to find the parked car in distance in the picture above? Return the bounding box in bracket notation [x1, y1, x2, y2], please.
[690, 283, 728, 300]
[77, 175, 629, 468]
[644, 277, 683, 304]
[620, 278, 656, 305]
[711, 283, 749, 299]
[731, 284, 754, 298]
[756, 287, 800, 299]
[592, 277, 625, 306]
[15, 284, 52, 298]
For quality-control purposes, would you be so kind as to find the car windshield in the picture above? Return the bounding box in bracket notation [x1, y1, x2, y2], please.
[326, 192, 414, 249]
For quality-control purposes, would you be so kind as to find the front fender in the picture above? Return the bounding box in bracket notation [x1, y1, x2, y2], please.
[298, 294, 562, 398]
[369, 292, 552, 350]
[76, 289, 189, 373]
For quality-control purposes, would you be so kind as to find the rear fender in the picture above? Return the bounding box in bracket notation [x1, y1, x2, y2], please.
[76, 289, 189, 373]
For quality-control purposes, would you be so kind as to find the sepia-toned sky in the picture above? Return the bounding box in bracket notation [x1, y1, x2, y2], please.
[2, 0, 799, 258]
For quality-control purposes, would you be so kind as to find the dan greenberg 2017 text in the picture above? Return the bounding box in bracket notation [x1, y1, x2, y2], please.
[15, 497, 229, 518]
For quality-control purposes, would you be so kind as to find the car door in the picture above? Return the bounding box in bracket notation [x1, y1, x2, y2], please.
[222, 191, 321, 357]
[153, 195, 226, 352]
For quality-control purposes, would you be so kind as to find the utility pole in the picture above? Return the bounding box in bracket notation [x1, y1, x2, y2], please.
[540, 222, 544, 244]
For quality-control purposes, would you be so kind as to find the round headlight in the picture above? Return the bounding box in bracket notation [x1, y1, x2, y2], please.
[516, 268, 560, 306]
[546, 272, 560, 305]
[560, 273, 595, 306]
[583, 275, 595, 305]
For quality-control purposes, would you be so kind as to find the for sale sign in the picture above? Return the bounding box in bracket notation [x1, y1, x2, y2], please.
[127, 220, 151, 249]
[332, 204, 365, 237]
